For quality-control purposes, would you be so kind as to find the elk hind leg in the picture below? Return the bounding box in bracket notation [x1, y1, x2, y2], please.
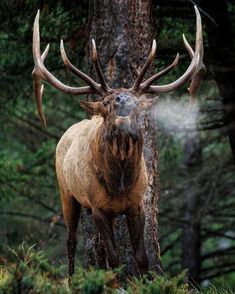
[61, 193, 81, 277]
[126, 204, 148, 276]
[92, 208, 119, 269]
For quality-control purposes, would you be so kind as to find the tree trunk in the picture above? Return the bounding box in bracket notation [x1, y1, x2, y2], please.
[81, 0, 161, 275]
[202, 0, 235, 161]
[181, 128, 202, 286]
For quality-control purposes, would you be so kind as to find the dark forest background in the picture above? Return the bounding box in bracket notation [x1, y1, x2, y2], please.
[0, 0, 235, 292]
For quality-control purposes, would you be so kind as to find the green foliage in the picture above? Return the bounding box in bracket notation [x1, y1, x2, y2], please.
[199, 282, 234, 294]
[71, 268, 118, 294]
[0, 243, 67, 294]
[1, 245, 234, 294]
[127, 271, 189, 294]
[0, 244, 118, 293]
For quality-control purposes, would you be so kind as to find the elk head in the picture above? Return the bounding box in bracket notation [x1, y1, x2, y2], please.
[32, 6, 204, 129]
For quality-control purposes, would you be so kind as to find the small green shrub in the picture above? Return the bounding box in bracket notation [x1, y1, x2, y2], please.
[127, 271, 189, 294]
[71, 267, 118, 294]
[0, 243, 68, 294]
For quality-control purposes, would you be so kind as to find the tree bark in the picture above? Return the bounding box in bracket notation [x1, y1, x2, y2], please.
[202, 0, 235, 161]
[181, 128, 202, 286]
[81, 0, 161, 275]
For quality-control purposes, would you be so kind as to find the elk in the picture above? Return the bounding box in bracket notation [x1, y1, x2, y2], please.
[32, 6, 204, 276]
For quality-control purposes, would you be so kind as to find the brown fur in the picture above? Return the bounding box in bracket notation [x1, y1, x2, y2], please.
[56, 115, 148, 217]
[56, 90, 154, 276]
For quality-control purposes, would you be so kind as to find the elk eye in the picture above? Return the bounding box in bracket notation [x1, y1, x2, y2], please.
[115, 96, 121, 103]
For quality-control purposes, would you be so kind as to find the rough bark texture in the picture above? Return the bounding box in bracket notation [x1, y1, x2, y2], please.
[202, 0, 235, 161]
[182, 129, 202, 286]
[80, 0, 161, 275]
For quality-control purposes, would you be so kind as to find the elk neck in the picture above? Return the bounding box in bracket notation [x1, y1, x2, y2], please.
[91, 122, 143, 195]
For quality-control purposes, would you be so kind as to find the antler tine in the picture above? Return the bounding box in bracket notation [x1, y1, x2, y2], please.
[41, 43, 50, 61]
[183, 34, 194, 59]
[32, 44, 49, 128]
[60, 39, 104, 95]
[91, 39, 111, 93]
[130, 39, 157, 93]
[195, 5, 203, 56]
[184, 5, 206, 101]
[32, 10, 97, 127]
[138, 5, 203, 95]
[144, 53, 200, 94]
[32, 11, 49, 128]
[140, 53, 179, 93]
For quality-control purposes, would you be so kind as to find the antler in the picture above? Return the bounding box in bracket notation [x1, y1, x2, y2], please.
[60, 39, 103, 95]
[131, 5, 204, 95]
[91, 39, 111, 93]
[131, 39, 157, 93]
[32, 10, 109, 127]
[183, 6, 206, 101]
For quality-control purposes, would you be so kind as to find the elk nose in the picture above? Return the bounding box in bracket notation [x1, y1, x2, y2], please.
[115, 94, 131, 105]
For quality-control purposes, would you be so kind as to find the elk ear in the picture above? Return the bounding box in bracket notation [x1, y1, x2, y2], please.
[136, 97, 158, 114]
[79, 101, 107, 116]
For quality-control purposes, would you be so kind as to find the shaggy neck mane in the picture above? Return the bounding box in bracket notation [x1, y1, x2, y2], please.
[92, 123, 143, 195]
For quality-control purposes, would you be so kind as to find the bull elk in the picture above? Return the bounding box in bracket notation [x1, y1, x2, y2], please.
[32, 6, 204, 276]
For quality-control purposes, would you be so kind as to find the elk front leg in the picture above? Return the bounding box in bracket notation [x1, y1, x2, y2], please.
[92, 208, 119, 268]
[62, 194, 81, 277]
[126, 203, 148, 276]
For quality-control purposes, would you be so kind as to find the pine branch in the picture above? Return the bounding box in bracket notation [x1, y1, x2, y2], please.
[202, 246, 235, 260]
[201, 267, 235, 281]
[0, 211, 65, 228]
